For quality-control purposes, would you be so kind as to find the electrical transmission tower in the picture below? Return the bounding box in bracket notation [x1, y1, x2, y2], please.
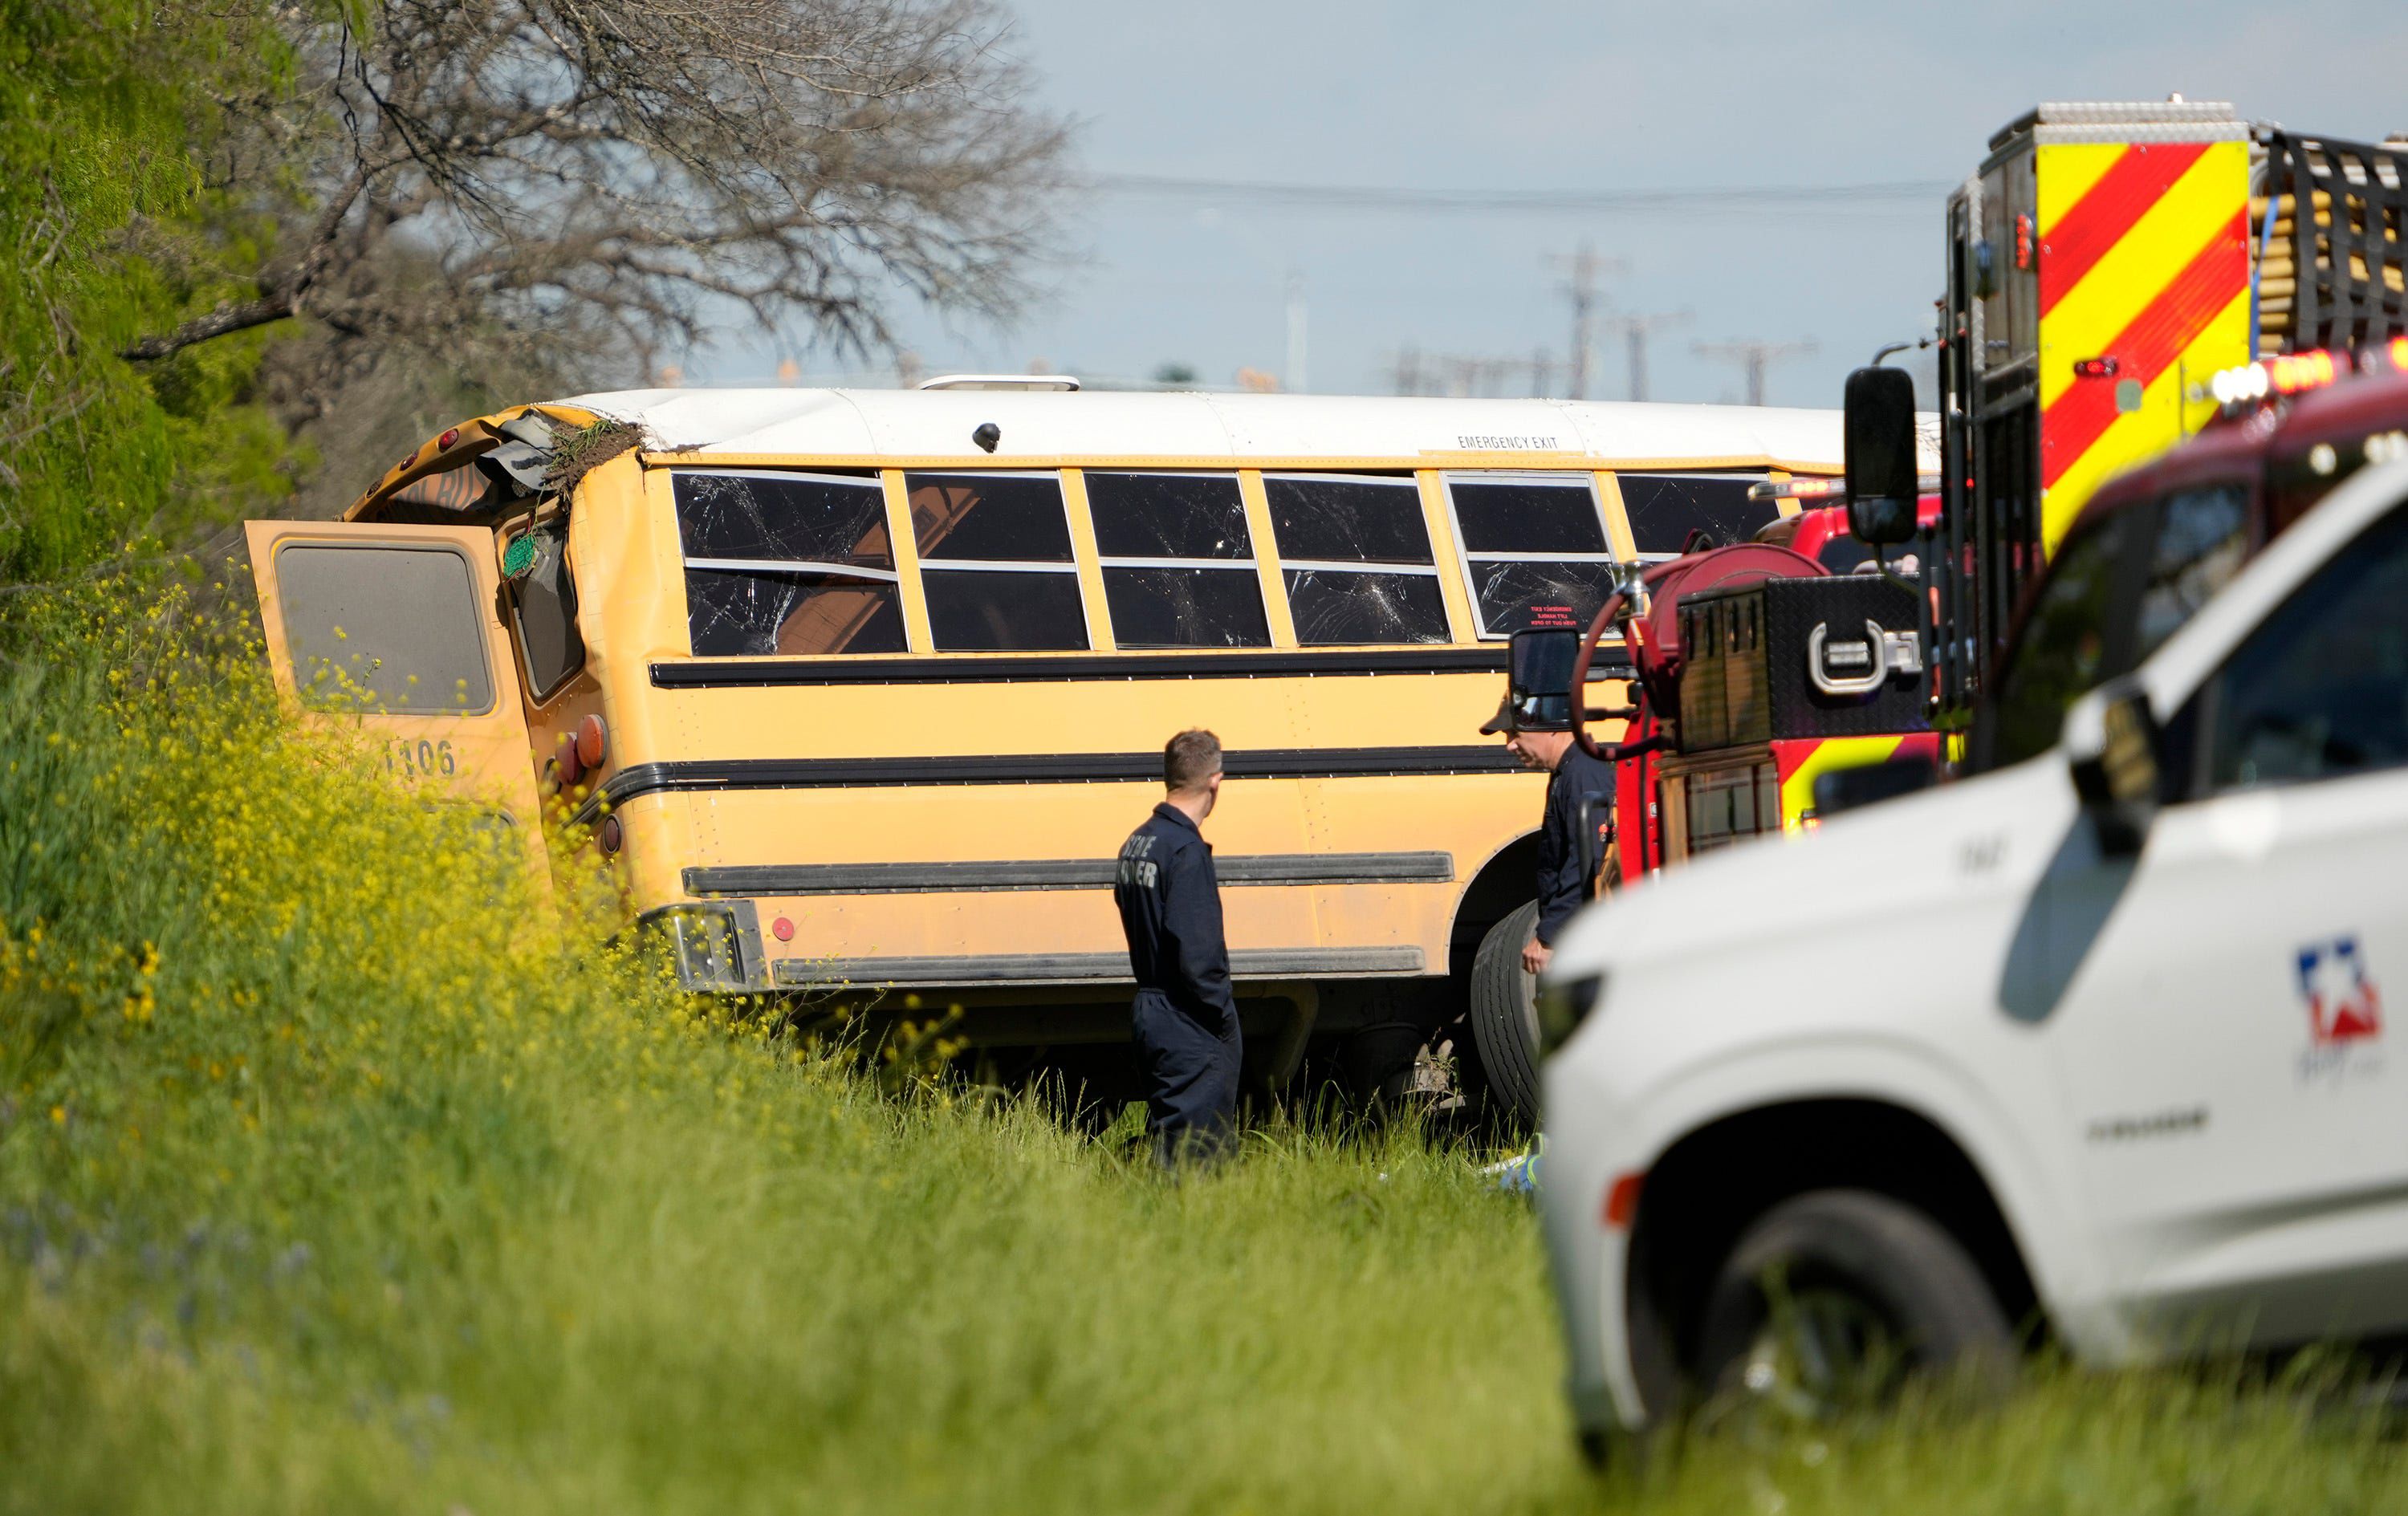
[1609, 310, 1691, 401]
[1550, 242, 1629, 399]
[1693, 338, 1817, 406]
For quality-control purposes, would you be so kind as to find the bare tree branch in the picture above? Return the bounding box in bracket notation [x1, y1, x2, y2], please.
[124, 0, 1074, 378]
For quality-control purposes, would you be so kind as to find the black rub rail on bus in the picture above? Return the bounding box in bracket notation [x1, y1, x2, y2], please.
[682, 851, 1457, 896]
[567, 746, 1531, 828]
[648, 645, 1634, 688]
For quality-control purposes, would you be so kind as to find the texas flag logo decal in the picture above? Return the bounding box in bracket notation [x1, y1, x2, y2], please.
[2296, 936, 2383, 1047]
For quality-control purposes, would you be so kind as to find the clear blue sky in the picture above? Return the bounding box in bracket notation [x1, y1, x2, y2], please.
[713, 0, 2407, 408]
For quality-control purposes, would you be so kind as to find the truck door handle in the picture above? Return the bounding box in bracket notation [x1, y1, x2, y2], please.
[1808, 619, 1920, 697]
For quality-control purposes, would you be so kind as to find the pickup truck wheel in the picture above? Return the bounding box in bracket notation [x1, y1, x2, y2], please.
[1694, 1189, 2014, 1421]
[1468, 900, 1544, 1124]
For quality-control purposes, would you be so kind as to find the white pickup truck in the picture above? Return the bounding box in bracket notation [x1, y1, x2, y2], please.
[1540, 454, 2408, 1449]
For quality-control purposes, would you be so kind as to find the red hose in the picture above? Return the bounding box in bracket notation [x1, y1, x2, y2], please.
[1570, 591, 1627, 761]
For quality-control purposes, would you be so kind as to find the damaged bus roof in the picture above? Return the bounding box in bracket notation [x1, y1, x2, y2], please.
[345, 388, 1849, 524]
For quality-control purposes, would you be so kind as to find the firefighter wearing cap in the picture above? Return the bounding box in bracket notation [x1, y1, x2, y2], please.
[1482, 619, 1618, 977]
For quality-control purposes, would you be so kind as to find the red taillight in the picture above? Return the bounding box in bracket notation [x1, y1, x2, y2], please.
[555, 734, 585, 788]
[2072, 356, 2119, 380]
[1602, 1171, 1645, 1229]
[576, 714, 607, 770]
[599, 815, 623, 854]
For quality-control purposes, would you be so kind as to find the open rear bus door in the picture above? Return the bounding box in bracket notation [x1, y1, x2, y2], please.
[244, 520, 546, 872]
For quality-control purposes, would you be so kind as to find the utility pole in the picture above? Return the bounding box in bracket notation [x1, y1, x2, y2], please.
[1609, 310, 1692, 401]
[1550, 242, 1629, 400]
[1285, 266, 1308, 394]
[1693, 338, 1818, 406]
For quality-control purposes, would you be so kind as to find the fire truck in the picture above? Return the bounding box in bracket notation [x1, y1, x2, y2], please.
[1474, 103, 2406, 1113]
[1576, 99, 2408, 866]
[1928, 100, 2406, 723]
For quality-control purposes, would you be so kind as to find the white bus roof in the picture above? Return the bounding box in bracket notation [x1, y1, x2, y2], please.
[557, 387, 1849, 470]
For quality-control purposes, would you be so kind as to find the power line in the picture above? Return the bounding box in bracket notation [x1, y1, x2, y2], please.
[1088, 173, 1952, 214]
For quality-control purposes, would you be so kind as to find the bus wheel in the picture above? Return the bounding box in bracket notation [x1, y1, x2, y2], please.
[1468, 900, 1544, 1124]
[1692, 1190, 2015, 1423]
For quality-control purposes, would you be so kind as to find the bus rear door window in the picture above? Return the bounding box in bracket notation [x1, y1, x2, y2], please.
[673, 469, 903, 656]
[274, 543, 496, 713]
[1617, 473, 1777, 555]
[1087, 472, 1268, 648]
[1445, 474, 1620, 636]
[907, 472, 1088, 652]
[509, 521, 584, 701]
[1264, 474, 1450, 644]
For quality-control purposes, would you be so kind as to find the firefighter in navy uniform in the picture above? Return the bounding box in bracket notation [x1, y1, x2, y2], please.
[1482, 612, 1617, 976]
[1112, 729, 1242, 1163]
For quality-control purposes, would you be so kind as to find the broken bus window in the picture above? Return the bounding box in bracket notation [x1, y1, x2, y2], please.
[673, 470, 903, 656]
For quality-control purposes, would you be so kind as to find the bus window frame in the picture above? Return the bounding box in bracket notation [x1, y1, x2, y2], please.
[903, 468, 1093, 653]
[1259, 470, 1451, 647]
[1080, 469, 1275, 649]
[669, 467, 907, 658]
[1438, 469, 1621, 640]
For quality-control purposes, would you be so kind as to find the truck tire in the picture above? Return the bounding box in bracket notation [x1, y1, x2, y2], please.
[1694, 1189, 2015, 1416]
[1469, 900, 1544, 1124]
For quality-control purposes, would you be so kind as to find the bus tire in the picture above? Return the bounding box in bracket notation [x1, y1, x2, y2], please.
[1693, 1189, 2015, 1414]
[1469, 900, 1544, 1124]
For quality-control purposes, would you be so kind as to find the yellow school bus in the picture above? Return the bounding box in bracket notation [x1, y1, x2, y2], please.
[244, 382, 1841, 1114]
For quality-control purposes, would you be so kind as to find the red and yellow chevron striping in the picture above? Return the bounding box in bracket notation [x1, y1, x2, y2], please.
[2032, 139, 2251, 550]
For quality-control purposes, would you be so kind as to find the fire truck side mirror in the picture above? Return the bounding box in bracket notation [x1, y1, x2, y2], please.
[2063, 677, 2162, 856]
[1844, 365, 1919, 547]
[1508, 627, 1580, 705]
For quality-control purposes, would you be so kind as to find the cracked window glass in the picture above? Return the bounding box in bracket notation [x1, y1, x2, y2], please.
[673, 471, 891, 567]
[1617, 473, 1775, 555]
[1283, 568, 1450, 646]
[1086, 473, 1251, 559]
[1466, 560, 1622, 635]
[1446, 474, 1618, 636]
[275, 543, 495, 713]
[925, 568, 1089, 651]
[1263, 475, 1432, 563]
[909, 473, 1075, 561]
[1450, 478, 1609, 553]
[685, 569, 906, 656]
[1103, 567, 1270, 648]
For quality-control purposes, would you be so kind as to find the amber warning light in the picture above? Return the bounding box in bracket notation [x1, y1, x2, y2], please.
[2204, 340, 2408, 408]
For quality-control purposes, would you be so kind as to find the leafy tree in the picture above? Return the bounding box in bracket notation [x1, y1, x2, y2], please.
[0, 1, 291, 583]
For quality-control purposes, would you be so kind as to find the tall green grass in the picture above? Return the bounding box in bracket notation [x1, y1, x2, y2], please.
[3, 584, 2406, 1514]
